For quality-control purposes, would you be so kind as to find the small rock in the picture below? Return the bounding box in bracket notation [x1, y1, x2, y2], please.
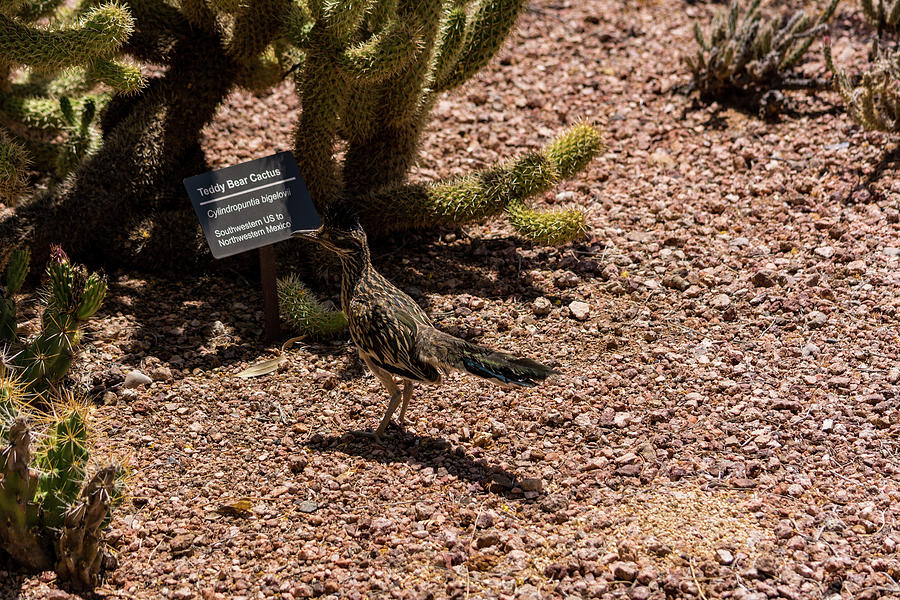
[532, 297, 552, 317]
[102, 391, 117, 405]
[711, 293, 731, 309]
[822, 418, 834, 432]
[297, 500, 318, 513]
[716, 548, 734, 565]
[149, 365, 173, 382]
[611, 561, 638, 581]
[568, 301, 590, 321]
[807, 310, 827, 329]
[539, 493, 568, 513]
[814, 245, 834, 259]
[846, 260, 866, 275]
[475, 532, 501, 549]
[883, 247, 900, 257]
[123, 370, 152, 389]
[802, 343, 819, 357]
[751, 269, 777, 287]
[520, 478, 542, 492]
[556, 190, 576, 202]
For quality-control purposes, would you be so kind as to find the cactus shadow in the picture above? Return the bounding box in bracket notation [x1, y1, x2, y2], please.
[305, 431, 522, 497]
[369, 233, 567, 305]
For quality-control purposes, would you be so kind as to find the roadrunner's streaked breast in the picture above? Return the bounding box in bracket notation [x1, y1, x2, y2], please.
[296, 216, 557, 441]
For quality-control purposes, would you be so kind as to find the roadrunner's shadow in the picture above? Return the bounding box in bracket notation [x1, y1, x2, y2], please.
[305, 432, 520, 496]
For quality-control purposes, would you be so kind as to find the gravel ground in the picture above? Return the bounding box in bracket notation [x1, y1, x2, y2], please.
[4, 1, 899, 598]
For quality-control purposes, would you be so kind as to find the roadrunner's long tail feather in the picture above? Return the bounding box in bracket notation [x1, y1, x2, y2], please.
[418, 328, 558, 388]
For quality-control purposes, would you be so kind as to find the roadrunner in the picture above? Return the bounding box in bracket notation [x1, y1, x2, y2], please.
[295, 214, 557, 441]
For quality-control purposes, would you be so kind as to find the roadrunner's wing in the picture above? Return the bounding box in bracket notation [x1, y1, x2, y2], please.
[349, 298, 442, 383]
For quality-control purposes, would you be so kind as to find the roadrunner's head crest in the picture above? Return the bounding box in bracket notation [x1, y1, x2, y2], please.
[295, 202, 367, 260]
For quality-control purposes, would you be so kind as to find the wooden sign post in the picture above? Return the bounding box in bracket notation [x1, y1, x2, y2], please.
[183, 151, 320, 344]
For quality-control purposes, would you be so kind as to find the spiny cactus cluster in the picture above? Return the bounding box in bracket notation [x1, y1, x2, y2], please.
[685, 0, 838, 100]
[0, 0, 143, 204]
[861, 0, 900, 33]
[277, 274, 347, 338]
[0, 380, 124, 590]
[825, 45, 900, 132]
[290, 0, 605, 245]
[0, 0, 605, 271]
[1, 247, 107, 397]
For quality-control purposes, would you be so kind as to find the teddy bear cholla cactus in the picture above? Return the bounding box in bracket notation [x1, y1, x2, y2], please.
[0, 379, 124, 590]
[1, 247, 107, 397]
[825, 45, 900, 131]
[0, 0, 605, 271]
[0, 0, 143, 204]
[686, 0, 838, 99]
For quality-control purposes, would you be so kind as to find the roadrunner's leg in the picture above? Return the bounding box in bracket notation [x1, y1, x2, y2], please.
[398, 381, 413, 426]
[355, 357, 402, 441]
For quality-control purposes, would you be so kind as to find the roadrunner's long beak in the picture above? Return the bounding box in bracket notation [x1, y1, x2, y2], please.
[293, 227, 322, 241]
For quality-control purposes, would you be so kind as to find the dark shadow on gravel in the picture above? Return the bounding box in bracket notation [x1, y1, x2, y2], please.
[305, 432, 521, 497]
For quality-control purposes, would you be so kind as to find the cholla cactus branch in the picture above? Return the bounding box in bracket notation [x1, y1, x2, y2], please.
[359, 122, 604, 245]
[0, 128, 29, 204]
[277, 274, 348, 338]
[0, 4, 134, 71]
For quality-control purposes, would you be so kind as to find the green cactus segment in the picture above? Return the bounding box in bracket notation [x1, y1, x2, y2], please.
[434, 0, 527, 92]
[0, 392, 122, 590]
[430, 5, 467, 89]
[360, 122, 604, 244]
[1, 250, 105, 396]
[321, 0, 371, 42]
[506, 200, 586, 245]
[685, 0, 837, 99]
[0, 4, 134, 71]
[39, 406, 89, 527]
[545, 121, 606, 178]
[56, 464, 122, 591]
[825, 45, 900, 132]
[0, 417, 52, 571]
[277, 274, 348, 338]
[227, 0, 292, 64]
[861, 0, 900, 32]
[86, 57, 145, 93]
[338, 19, 424, 82]
[1, 248, 29, 344]
[0, 129, 29, 204]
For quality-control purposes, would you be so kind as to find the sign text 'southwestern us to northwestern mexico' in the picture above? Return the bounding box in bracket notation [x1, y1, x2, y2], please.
[184, 151, 321, 259]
